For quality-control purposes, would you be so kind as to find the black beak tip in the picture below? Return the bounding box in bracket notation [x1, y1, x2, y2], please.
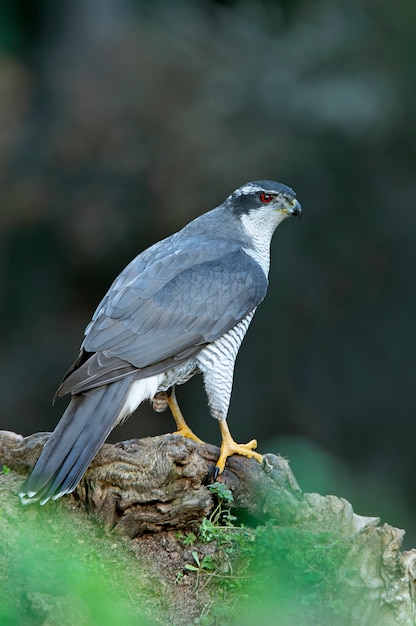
[292, 202, 302, 219]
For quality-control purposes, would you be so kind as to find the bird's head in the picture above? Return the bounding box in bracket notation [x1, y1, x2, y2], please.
[221, 181, 302, 266]
[229, 180, 302, 221]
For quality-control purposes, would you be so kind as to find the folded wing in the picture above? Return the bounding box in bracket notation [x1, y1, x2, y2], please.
[58, 236, 268, 396]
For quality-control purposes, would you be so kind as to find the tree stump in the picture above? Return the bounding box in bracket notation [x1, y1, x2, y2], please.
[1, 429, 416, 625]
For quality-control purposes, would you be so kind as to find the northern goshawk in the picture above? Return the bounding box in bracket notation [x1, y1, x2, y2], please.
[20, 180, 301, 504]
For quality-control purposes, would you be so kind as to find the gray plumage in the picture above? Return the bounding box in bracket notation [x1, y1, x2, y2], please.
[20, 180, 301, 504]
[57, 244, 267, 395]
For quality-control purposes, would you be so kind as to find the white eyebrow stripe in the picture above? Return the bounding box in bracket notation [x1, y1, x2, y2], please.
[233, 183, 263, 197]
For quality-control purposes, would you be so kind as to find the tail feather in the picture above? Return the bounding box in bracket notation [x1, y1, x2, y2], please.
[20, 376, 141, 504]
[45, 385, 124, 498]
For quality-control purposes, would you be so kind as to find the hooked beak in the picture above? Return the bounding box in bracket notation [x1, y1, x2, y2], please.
[288, 198, 302, 219]
[279, 198, 302, 219]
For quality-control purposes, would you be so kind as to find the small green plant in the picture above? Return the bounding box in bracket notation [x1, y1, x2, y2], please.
[199, 517, 217, 543]
[174, 571, 185, 585]
[207, 481, 234, 504]
[205, 482, 236, 529]
[185, 551, 216, 573]
[182, 532, 197, 546]
[175, 530, 198, 545]
[185, 551, 216, 589]
[2, 465, 11, 475]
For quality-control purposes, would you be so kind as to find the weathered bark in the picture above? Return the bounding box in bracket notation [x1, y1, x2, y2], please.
[1, 429, 416, 625]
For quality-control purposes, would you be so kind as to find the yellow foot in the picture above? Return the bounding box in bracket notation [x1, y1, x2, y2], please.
[216, 420, 263, 475]
[173, 425, 204, 444]
[167, 387, 204, 444]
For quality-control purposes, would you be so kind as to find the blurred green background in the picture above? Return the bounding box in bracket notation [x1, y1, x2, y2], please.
[0, 0, 415, 542]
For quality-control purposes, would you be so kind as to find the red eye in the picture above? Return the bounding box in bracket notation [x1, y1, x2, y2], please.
[259, 193, 273, 203]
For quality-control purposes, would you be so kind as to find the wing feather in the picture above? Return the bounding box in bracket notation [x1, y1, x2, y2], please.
[58, 236, 267, 396]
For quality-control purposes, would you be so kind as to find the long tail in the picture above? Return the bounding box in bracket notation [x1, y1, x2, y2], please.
[19, 375, 160, 505]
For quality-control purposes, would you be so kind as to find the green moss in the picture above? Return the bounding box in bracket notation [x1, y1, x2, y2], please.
[184, 484, 353, 625]
[190, 524, 353, 625]
[0, 473, 159, 625]
[1, 473, 354, 626]
[229, 524, 351, 625]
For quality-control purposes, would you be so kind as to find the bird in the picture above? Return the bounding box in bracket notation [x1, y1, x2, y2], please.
[19, 180, 302, 505]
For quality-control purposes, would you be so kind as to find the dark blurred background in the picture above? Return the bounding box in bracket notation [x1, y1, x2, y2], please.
[1, 0, 415, 542]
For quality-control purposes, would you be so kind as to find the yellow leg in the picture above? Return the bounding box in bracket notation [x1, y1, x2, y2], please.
[167, 387, 204, 444]
[216, 420, 263, 475]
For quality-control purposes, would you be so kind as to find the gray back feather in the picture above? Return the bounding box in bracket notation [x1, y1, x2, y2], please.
[59, 209, 268, 396]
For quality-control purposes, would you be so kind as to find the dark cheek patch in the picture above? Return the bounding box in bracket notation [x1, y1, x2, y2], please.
[231, 193, 260, 215]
